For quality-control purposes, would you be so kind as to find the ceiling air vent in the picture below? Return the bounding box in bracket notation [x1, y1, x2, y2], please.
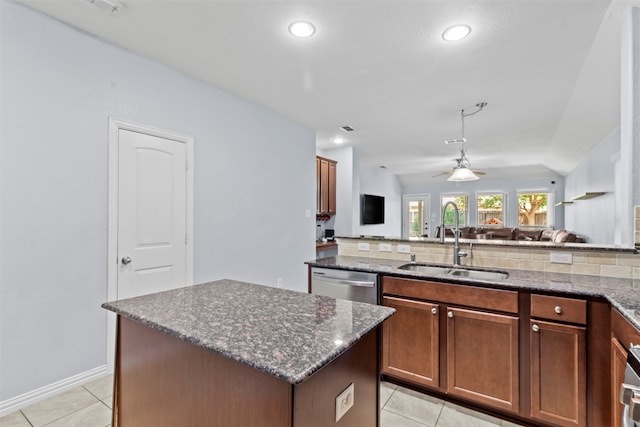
[340, 125, 355, 132]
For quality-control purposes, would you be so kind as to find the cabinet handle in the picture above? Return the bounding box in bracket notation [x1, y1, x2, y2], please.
[532, 324, 540, 332]
[554, 306, 563, 314]
[431, 308, 437, 315]
[447, 311, 454, 318]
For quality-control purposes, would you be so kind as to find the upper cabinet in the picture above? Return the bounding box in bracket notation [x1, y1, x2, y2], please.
[316, 156, 337, 216]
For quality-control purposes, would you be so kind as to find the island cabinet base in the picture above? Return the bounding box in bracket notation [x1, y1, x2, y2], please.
[112, 316, 379, 427]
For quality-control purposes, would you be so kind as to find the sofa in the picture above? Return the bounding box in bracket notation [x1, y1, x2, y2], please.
[435, 226, 583, 243]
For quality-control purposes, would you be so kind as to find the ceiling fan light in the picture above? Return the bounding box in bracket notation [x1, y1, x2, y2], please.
[447, 167, 479, 182]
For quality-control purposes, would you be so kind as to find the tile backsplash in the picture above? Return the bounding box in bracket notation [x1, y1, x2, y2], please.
[337, 238, 640, 279]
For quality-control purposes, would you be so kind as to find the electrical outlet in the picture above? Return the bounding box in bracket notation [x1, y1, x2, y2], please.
[358, 242, 370, 251]
[276, 278, 283, 288]
[379, 243, 392, 252]
[397, 244, 411, 254]
[550, 252, 573, 264]
[335, 383, 354, 422]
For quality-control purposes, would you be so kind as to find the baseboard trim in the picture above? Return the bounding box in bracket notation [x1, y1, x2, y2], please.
[0, 365, 108, 417]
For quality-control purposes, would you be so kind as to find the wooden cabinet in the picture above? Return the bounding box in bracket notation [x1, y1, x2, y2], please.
[381, 277, 519, 413]
[530, 294, 587, 427]
[316, 156, 336, 215]
[611, 308, 640, 427]
[530, 319, 586, 426]
[446, 307, 519, 413]
[382, 296, 439, 388]
[611, 337, 627, 427]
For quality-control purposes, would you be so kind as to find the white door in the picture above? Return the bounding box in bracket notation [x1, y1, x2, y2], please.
[403, 194, 430, 238]
[116, 129, 187, 299]
[107, 119, 193, 371]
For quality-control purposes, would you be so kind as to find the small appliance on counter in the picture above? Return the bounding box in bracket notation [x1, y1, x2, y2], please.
[325, 229, 335, 241]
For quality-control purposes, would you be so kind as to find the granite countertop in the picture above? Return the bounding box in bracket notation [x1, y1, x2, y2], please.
[338, 235, 638, 253]
[306, 255, 640, 330]
[102, 279, 394, 385]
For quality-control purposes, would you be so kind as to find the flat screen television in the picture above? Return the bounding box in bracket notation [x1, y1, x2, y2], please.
[361, 194, 385, 225]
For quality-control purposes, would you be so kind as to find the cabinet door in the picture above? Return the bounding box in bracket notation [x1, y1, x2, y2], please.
[612, 337, 627, 427]
[530, 320, 586, 427]
[382, 296, 439, 388]
[446, 307, 519, 413]
[328, 161, 336, 214]
[316, 158, 321, 213]
[319, 159, 329, 213]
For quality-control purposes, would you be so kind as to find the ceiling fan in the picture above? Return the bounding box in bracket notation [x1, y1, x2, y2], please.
[432, 147, 487, 178]
[433, 102, 487, 181]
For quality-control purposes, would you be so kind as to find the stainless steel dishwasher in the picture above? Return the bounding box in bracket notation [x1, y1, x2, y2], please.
[310, 267, 379, 304]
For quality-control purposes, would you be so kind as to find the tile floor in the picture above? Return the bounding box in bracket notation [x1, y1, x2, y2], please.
[0, 377, 525, 427]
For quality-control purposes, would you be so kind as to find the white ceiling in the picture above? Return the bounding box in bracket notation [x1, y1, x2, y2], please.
[19, 0, 632, 185]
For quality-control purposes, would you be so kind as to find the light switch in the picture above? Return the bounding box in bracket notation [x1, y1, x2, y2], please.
[550, 252, 572, 264]
[379, 243, 392, 252]
[397, 244, 411, 253]
[335, 383, 354, 422]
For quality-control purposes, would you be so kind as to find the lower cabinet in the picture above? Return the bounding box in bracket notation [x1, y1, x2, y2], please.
[381, 277, 520, 415]
[381, 276, 596, 427]
[446, 307, 519, 413]
[382, 296, 439, 388]
[611, 307, 640, 427]
[530, 319, 586, 427]
[611, 337, 627, 427]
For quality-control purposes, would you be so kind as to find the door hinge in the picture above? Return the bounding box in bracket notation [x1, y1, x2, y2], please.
[185, 161, 188, 171]
[185, 233, 189, 244]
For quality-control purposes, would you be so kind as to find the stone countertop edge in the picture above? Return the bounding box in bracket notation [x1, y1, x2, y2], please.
[306, 255, 640, 331]
[102, 279, 395, 385]
[337, 235, 639, 253]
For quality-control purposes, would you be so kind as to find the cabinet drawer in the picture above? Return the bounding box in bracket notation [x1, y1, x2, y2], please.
[382, 276, 518, 314]
[530, 294, 586, 325]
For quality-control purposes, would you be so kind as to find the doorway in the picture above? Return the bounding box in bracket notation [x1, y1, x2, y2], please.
[403, 194, 430, 238]
[106, 118, 194, 371]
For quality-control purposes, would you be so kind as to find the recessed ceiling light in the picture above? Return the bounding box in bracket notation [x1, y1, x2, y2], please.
[442, 24, 471, 42]
[288, 21, 316, 38]
[334, 137, 344, 144]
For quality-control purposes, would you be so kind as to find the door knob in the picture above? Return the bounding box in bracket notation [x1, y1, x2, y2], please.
[121, 256, 132, 265]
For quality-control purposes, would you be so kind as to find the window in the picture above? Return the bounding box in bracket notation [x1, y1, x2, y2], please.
[477, 193, 505, 226]
[441, 195, 468, 226]
[518, 192, 551, 227]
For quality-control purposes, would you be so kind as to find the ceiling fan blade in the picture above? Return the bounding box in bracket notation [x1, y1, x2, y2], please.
[471, 170, 486, 175]
[432, 171, 449, 178]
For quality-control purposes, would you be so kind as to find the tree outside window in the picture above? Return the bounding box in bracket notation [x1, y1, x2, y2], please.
[518, 193, 549, 226]
[441, 195, 468, 226]
[477, 194, 504, 225]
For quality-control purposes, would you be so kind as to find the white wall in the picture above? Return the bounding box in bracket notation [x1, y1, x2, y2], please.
[0, 1, 316, 405]
[403, 177, 565, 237]
[620, 6, 640, 247]
[319, 146, 403, 237]
[564, 129, 619, 244]
[356, 163, 403, 237]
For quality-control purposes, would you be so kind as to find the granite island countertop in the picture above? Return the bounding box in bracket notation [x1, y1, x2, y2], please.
[307, 255, 640, 330]
[102, 279, 394, 384]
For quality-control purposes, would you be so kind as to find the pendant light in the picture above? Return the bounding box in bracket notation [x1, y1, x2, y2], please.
[446, 102, 487, 182]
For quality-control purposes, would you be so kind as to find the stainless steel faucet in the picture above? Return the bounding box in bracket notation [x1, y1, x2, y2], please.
[440, 201, 468, 266]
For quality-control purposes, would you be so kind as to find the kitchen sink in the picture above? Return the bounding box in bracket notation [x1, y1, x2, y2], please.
[446, 268, 509, 280]
[397, 263, 451, 275]
[397, 263, 509, 281]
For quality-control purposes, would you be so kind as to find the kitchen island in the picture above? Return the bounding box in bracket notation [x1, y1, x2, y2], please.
[102, 279, 394, 427]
